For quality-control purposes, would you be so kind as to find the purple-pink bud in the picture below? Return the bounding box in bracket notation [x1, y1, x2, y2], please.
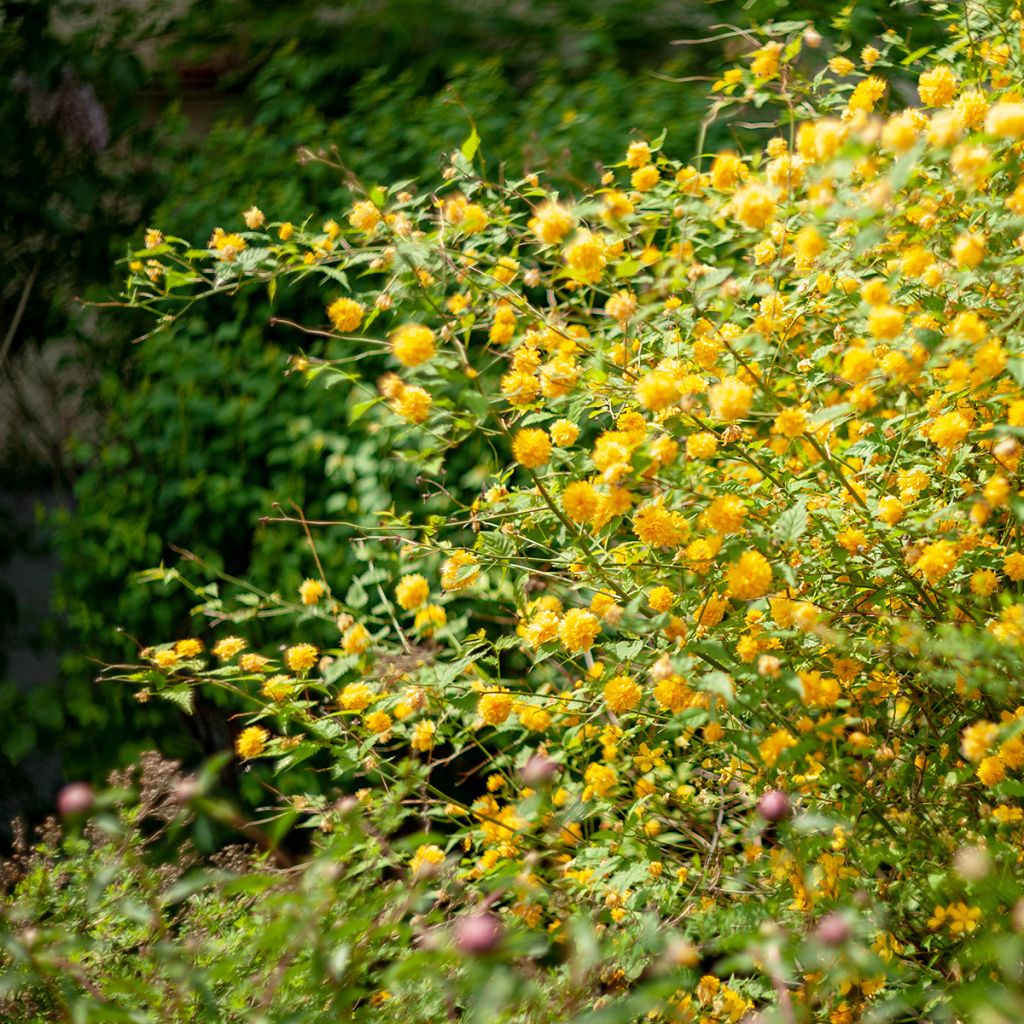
[521, 754, 559, 787]
[757, 789, 791, 823]
[454, 911, 503, 955]
[57, 782, 94, 817]
[814, 913, 850, 946]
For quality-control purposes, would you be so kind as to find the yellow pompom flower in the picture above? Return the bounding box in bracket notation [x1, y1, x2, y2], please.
[299, 578, 325, 605]
[393, 385, 432, 423]
[512, 428, 552, 469]
[342, 623, 372, 655]
[687, 432, 719, 459]
[604, 675, 642, 715]
[648, 586, 674, 613]
[365, 710, 392, 736]
[986, 102, 1024, 138]
[631, 165, 660, 191]
[391, 324, 436, 367]
[212, 636, 246, 659]
[414, 604, 447, 634]
[867, 305, 904, 341]
[633, 503, 689, 547]
[635, 370, 680, 412]
[348, 200, 381, 232]
[327, 297, 364, 333]
[285, 643, 319, 673]
[952, 232, 986, 269]
[876, 496, 905, 525]
[559, 608, 600, 653]
[918, 66, 957, 107]
[928, 411, 970, 450]
[916, 540, 958, 584]
[409, 844, 444, 877]
[479, 689, 514, 726]
[529, 201, 575, 244]
[235, 725, 269, 759]
[441, 550, 480, 591]
[563, 231, 607, 284]
[1004, 552, 1024, 582]
[411, 720, 437, 753]
[709, 376, 753, 421]
[732, 183, 777, 229]
[562, 480, 600, 524]
[396, 573, 430, 610]
[726, 550, 773, 600]
[340, 681, 374, 711]
[550, 419, 579, 446]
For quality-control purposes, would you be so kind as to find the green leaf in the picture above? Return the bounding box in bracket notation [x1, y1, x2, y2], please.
[461, 128, 481, 161]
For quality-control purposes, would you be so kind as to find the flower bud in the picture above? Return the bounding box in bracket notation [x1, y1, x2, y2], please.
[814, 913, 850, 946]
[757, 789, 791, 823]
[454, 911, 503, 955]
[57, 782, 94, 817]
[521, 754, 559, 787]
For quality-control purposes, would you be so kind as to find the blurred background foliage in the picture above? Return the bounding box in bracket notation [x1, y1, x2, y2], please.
[0, 0, 943, 824]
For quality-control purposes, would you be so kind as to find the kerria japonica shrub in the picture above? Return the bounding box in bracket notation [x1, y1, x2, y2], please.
[74, 3, 1024, 1021]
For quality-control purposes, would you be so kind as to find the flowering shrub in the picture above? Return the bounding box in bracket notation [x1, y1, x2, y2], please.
[17, 3, 1024, 1020]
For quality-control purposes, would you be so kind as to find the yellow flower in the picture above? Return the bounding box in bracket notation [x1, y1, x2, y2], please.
[918, 66, 957, 107]
[709, 376, 753, 420]
[603, 675, 642, 715]
[409, 844, 445, 877]
[562, 480, 600, 524]
[479, 689, 514, 726]
[559, 608, 600, 653]
[414, 604, 447, 634]
[393, 385, 432, 423]
[529, 201, 575, 244]
[648, 586, 674, 613]
[151, 649, 179, 669]
[928, 411, 970, 450]
[633, 503, 689, 547]
[550, 419, 579, 446]
[210, 634, 244, 659]
[732, 183, 777, 229]
[687, 432, 719, 459]
[952, 232, 986, 269]
[365, 710, 392, 736]
[986, 102, 1024, 138]
[342, 623, 372, 655]
[285, 643, 319, 673]
[299, 578, 325, 606]
[916, 540, 958, 585]
[563, 231, 607, 283]
[175, 638, 203, 658]
[411, 720, 437, 752]
[441, 550, 480, 591]
[631, 165, 660, 191]
[235, 725, 269, 759]
[327, 297, 364, 333]
[391, 324, 436, 367]
[635, 370, 679, 412]
[626, 140, 651, 167]
[512, 428, 552, 469]
[340, 681, 374, 711]
[349, 200, 381, 232]
[395, 573, 430, 610]
[726, 550, 773, 600]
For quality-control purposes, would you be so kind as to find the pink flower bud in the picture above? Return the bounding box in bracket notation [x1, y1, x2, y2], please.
[521, 754, 559, 787]
[57, 782, 94, 817]
[454, 912, 502, 955]
[757, 789, 791, 823]
[814, 913, 850, 946]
